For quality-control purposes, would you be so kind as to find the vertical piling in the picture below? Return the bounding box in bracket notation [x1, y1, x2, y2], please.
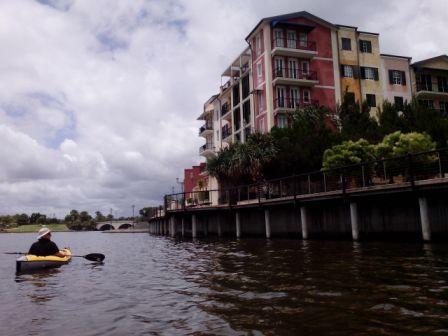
[264, 209, 271, 239]
[236, 212, 241, 238]
[419, 197, 431, 242]
[350, 202, 360, 241]
[300, 206, 308, 240]
[192, 214, 197, 238]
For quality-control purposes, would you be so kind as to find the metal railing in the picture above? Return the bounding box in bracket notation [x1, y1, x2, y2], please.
[221, 103, 230, 117]
[274, 98, 319, 110]
[222, 125, 232, 139]
[416, 82, 448, 93]
[273, 38, 317, 51]
[164, 148, 448, 212]
[199, 123, 213, 135]
[199, 144, 214, 154]
[273, 67, 318, 81]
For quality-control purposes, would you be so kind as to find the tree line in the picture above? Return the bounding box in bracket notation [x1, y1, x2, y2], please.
[207, 95, 448, 186]
[0, 208, 155, 231]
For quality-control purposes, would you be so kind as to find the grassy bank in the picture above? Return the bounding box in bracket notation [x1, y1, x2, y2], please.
[5, 224, 69, 233]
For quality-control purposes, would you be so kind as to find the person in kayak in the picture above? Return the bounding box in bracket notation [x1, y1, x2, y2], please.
[28, 227, 68, 257]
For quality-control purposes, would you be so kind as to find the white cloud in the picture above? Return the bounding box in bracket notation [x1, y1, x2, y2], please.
[0, 0, 446, 217]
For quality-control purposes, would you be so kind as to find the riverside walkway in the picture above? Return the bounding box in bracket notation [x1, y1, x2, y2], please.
[149, 149, 448, 241]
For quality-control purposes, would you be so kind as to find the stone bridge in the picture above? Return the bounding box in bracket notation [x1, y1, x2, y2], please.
[96, 220, 134, 231]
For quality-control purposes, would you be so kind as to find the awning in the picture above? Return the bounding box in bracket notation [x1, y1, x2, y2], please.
[271, 20, 315, 32]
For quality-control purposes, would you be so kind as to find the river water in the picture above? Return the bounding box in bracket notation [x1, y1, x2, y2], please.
[1, 232, 448, 335]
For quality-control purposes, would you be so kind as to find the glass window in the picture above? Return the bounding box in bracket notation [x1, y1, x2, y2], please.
[301, 61, 309, 75]
[257, 93, 264, 113]
[440, 101, 448, 116]
[364, 67, 375, 80]
[299, 32, 307, 47]
[366, 94, 376, 107]
[277, 115, 288, 128]
[393, 71, 402, 85]
[341, 38, 351, 51]
[343, 65, 353, 78]
[257, 62, 262, 78]
[256, 35, 261, 55]
[286, 30, 296, 48]
[303, 89, 310, 104]
[259, 118, 265, 134]
[274, 29, 284, 47]
[359, 40, 372, 53]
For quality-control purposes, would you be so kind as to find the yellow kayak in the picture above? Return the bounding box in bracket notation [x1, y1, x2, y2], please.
[16, 248, 72, 273]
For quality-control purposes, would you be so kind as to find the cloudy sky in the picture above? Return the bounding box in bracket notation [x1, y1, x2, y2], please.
[0, 0, 446, 217]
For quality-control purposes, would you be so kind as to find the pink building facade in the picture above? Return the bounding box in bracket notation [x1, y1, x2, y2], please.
[380, 54, 412, 106]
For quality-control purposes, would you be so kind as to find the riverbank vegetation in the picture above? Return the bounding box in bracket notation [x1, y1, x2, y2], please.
[208, 96, 447, 185]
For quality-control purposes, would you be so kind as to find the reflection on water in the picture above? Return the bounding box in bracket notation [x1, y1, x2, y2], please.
[1, 232, 448, 335]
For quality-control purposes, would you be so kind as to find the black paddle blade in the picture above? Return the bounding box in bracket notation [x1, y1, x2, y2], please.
[84, 253, 105, 262]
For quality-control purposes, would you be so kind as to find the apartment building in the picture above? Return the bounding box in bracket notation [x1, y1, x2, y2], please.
[380, 54, 412, 106]
[195, 11, 444, 194]
[247, 12, 340, 131]
[411, 55, 448, 116]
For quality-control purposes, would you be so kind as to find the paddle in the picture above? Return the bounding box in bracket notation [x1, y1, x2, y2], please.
[4, 252, 105, 262]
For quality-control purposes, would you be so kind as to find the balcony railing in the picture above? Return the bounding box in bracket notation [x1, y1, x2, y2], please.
[417, 82, 448, 93]
[222, 125, 232, 139]
[273, 67, 318, 81]
[221, 103, 230, 117]
[221, 80, 231, 91]
[273, 38, 317, 51]
[164, 148, 448, 211]
[199, 143, 214, 154]
[199, 123, 213, 135]
[274, 98, 319, 110]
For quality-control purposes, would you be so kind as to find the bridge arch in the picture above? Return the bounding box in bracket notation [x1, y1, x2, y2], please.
[118, 223, 132, 230]
[99, 224, 115, 231]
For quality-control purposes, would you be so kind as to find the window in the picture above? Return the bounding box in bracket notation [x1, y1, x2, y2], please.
[394, 96, 404, 108]
[303, 89, 311, 104]
[290, 87, 300, 108]
[289, 58, 298, 78]
[286, 30, 296, 48]
[255, 34, 261, 55]
[366, 94, 376, 107]
[393, 71, 402, 85]
[418, 74, 432, 91]
[257, 62, 262, 78]
[440, 101, 448, 116]
[361, 67, 379, 81]
[359, 40, 372, 53]
[343, 65, 353, 78]
[389, 70, 406, 86]
[257, 92, 264, 113]
[301, 61, 309, 75]
[277, 115, 288, 128]
[259, 118, 265, 134]
[275, 58, 284, 77]
[274, 29, 284, 47]
[421, 100, 434, 109]
[438, 76, 448, 92]
[364, 67, 375, 80]
[341, 38, 351, 51]
[299, 32, 307, 47]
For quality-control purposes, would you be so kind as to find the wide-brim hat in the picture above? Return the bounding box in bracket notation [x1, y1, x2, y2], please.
[37, 227, 51, 239]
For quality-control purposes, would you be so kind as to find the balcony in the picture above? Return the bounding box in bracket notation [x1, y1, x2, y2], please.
[199, 143, 215, 157]
[271, 38, 317, 58]
[199, 122, 213, 137]
[222, 125, 232, 143]
[273, 98, 319, 115]
[220, 80, 231, 92]
[272, 68, 319, 87]
[221, 102, 231, 119]
[416, 82, 448, 99]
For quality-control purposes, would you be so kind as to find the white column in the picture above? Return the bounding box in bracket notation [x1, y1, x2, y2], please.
[192, 214, 197, 238]
[236, 212, 241, 238]
[350, 202, 359, 241]
[419, 197, 431, 242]
[181, 217, 185, 237]
[264, 209, 271, 239]
[300, 206, 308, 240]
